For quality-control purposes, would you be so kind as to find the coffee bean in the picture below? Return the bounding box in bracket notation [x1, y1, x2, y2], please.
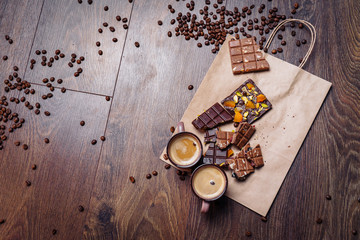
[146, 174, 151, 179]
[68, 62, 73, 67]
[80, 121, 85, 126]
[245, 231, 252, 237]
[158, 20, 163, 25]
[60, 53, 65, 58]
[271, 49, 277, 54]
[5, 35, 10, 40]
[129, 176, 135, 183]
[163, 154, 169, 160]
[100, 136, 106, 141]
[352, 230, 358, 235]
[302, 39, 307, 44]
[87, 0, 92, 4]
[291, 9, 296, 14]
[316, 218, 323, 224]
[112, 38, 118, 42]
[123, 24, 128, 29]
[80, 56, 84, 61]
[168, 31, 172, 37]
[298, 23, 304, 29]
[105, 96, 110, 101]
[23, 144, 29, 150]
[52, 229, 57, 235]
[122, 18, 128, 23]
[234, 122, 239, 128]
[294, 2, 299, 9]
[76, 59, 81, 64]
[35, 103, 40, 109]
[290, 22, 295, 28]
[61, 87, 66, 93]
[188, 85, 194, 90]
[3, 56, 8, 61]
[170, 126, 175, 133]
[98, 28, 103, 33]
[35, 109, 40, 115]
[104, 6, 109, 11]
[281, 40, 286, 46]
[109, 26, 115, 32]
[179, 175, 185, 181]
[135, 42, 140, 48]
[197, 43, 202, 48]
[44, 138, 50, 144]
[44, 111, 50, 116]
[291, 31, 296, 36]
[74, 72, 79, 77]
[25, 180, 31, 186]
[8, 39, 13, 44]
[78, 205, 85, 212]
[14, 141, 20, 146]
[358, 197, 360, 203]
[91, 139, 97, 145]
[116, 15, 121, 21]
[296, 40, 301, 46]
[165, 164, 171, 169]
[98, 50, 103, 55]
[152, 171, 158, 176]
[50, 86, 55, 92]
[326, 195, 332, 200]
[261, 216, 267, 222]
[176, 170, 182, 175]
[277, 47, 283, 53]
[32, 164, 37, 170]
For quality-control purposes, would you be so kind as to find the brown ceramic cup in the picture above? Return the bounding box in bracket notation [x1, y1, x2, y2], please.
[190, 164, 228, 213]
[166, 122, 203, 169]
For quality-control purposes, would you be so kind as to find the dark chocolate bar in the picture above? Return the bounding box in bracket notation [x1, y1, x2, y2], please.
[216, 130, 234, 149]
[192, 102, 233, 130]
[202, 142, 228, 165]
[221, 79, 272, 124]
[204, 128, 218, 144]
[228, 37, 269, 74]
[231, 122, 255, 149]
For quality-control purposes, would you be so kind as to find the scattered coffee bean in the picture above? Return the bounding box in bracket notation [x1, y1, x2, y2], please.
[112, 38, 118, 42]
[234, 122, 239, 127]
[291, 9, 296, 14]
[352, 230, 358, 235]
[152, 171, 158, 176]
[100, 136, 106, 141]
[299, 58, 303, 63]
[294, 3, 299, 9]
[61, 87, 66, 93]
[0, 219, 5, 224]
[302, 39, 307, 44]
[146, 174, 151, 179]
[188, 85, 194, 90]
[158, 20, 163, 25]
[326, 195, 332, 200]
[91, 139, 97, 145]
[116, 15, 121, 21]
[296, 40, 301, 46]
[109, 26, 115, 32]
[98, 50, 103, 55]
[35, 50, 41, 55]
[80, 121, 85, 126]
[98, 28, 103, 33]
[105, 96, 110, 101]
[179, 175, 185, 181]
[168, 31, 172, 37]
[129, 176, 135, 183]
[316, 218, 323, 224]
[68, 62, 73, 67]
[291, 31, 296, 36]
[78, 205, 85, 212]
[271, 49, 277, 54]
[164, 164, 171, 169]
[123, 24, 128, 29]
[170, 126, 175, 133]
[96, 41, 100, 47]
[52, 229, 57, 235]
[176, 170, 182, 175]
[261, 216, 267, 222]
[277, 47, 283, 53]
[32, 164, 37, 170]
[245, 231, 252, 237]
[44, 138, 50, 144]
[74, 72, 79, 77]
[135, 42, 140, 48]
[197, 43, 202, 48]
[122, 18, 128, 23]
[298, 23, 304, 29]
[281, 40, 286, 46]
[76, 59, 81, 64]
[14, 141, 20, 146]
[25, 180, 31, 186]
[163, 154, 169, 160]
[44, 111, 50, 116]
[104, 6, 109, 11]
[8, 39, 13, 44]
[23, 144, 28, 150]
[2, 56, 8, 61]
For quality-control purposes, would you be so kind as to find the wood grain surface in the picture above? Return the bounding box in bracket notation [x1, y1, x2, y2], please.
[1, 0, 359, 239]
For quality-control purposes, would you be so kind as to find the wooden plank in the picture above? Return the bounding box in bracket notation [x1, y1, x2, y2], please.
[23, 0, 134, 96]
[0, 84, 111, 239]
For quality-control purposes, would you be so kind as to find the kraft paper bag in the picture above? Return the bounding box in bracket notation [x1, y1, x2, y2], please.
[159, 20, 331, 216]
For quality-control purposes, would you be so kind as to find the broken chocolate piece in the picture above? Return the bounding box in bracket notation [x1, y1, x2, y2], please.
[204, 128, 218, 144]
[227, 156, 254, 181]
[192, 102, 233, 130]
[216, 130, 234, 149]
[203, 142, 228, 165]
[229, 37, 269, 74]
[221, 79, 272, 124]
[247, 144, 264, 168]
[231, 122, 255, 149]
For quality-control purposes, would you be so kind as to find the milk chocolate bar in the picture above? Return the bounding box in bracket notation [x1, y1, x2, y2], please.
[203, 142, 228, 165]
[231, 122, 255, 149]
[247, 144, 264, 168]
[221, 79, 272, 124]
[204, 128, 218, 144]
[216, 130, 234, 149]
[227, 156, 254, 181]
[192, 102, 233, 130]
[228, 37, 269, 74]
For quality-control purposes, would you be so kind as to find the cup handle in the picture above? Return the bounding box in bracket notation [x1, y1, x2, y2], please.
[201, 200, 210, 213]
[177, 122, 185, 133]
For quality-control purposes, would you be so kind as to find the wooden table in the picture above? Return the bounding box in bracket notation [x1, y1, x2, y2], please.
[0, 0, 359, 239]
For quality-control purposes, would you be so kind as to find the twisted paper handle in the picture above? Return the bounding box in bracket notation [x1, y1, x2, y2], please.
[264, 19, 316, 69]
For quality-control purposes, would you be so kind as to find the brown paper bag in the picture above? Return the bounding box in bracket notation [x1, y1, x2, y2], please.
[159, 19, 331, 216]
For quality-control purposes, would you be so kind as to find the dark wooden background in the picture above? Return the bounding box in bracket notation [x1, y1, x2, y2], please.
[0, 0, 359, 239]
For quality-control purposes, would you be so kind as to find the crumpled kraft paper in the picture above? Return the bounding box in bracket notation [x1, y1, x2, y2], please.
[159, 35, 332, 216]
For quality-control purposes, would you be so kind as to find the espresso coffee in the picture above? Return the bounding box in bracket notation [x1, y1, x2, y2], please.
[168, 133, 201, 166]
[192, 165, 227, 200]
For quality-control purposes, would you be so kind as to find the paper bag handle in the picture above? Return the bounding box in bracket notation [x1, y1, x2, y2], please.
[264, 19, 316, 69]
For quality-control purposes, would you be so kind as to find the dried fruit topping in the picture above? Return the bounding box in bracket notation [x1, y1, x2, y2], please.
[256, 94, 267, 103]
[234, 111, 243, 122]
[245, 100, 255, 109]
[246, 83, 255, 90]
[223, 101, 236, 108]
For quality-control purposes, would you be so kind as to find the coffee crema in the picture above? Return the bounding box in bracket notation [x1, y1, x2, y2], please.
[168, 134, 200, 166]
[192, 165, 226, 200]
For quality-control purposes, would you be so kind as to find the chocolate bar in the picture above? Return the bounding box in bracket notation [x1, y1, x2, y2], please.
[221, 79, 272, 124]
[202, 142, 228, 165]
[227, 156, 254, 181]
[228, 37, 269, 74]
[247, 144, 264, 168]
[192, 102, 233, 130]
[216, 130, 234, 149]
[231, 122, 255, 149]
[204, 128, 218, 144]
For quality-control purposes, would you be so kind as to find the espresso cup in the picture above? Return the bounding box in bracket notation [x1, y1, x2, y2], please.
[166, 122, 203, 169]
[191, 164, 228, 213]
